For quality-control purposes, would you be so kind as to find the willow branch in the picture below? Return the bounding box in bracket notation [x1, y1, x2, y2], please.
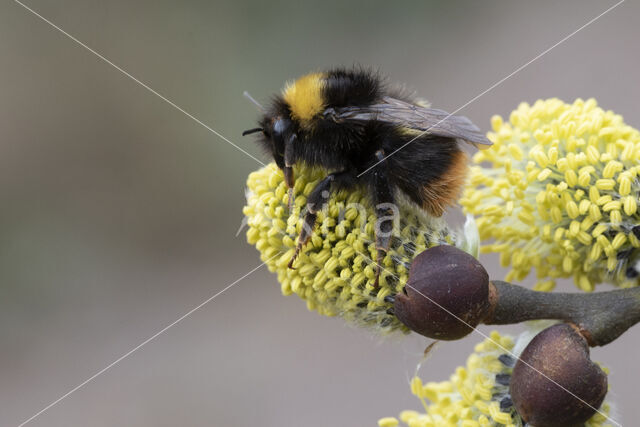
[485, 281, 640, 346]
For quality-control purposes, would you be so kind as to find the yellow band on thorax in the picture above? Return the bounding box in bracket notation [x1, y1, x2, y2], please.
[282, 72, 326, 124]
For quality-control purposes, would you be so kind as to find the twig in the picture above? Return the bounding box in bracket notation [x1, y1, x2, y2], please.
[485, 281, 640, 346]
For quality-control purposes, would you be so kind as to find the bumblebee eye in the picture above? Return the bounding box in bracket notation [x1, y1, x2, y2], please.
[273, 119, 287, 135]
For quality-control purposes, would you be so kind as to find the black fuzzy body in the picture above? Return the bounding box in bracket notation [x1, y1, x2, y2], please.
[256, 67, 465, 214]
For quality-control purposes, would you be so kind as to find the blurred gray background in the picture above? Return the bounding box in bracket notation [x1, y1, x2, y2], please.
[1, 0, 638, 425]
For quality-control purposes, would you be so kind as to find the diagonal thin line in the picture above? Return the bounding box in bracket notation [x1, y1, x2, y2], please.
[13, 0, 265, 167]
[355, 248, 622, 426]
[17, 255, 277, 427]
[357, 0, 625, 178]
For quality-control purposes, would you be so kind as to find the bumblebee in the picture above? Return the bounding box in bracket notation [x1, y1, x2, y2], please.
[243, 67, 491, 285]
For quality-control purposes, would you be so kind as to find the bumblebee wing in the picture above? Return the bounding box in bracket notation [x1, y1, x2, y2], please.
[325, 96, 492, 148]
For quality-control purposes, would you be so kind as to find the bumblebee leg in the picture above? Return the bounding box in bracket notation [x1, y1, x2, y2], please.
[288, 170, 355, 269]
[369, 150, 396, 287]
[288, 212, 316, 269]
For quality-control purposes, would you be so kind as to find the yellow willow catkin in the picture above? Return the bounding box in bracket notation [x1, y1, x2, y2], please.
[461, 98, 640, 291]
[244, 163, 476, 334]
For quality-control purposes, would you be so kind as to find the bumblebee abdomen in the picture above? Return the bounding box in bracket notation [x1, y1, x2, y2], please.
[386, 132, 468, 217]
[419, 149, 468, 216]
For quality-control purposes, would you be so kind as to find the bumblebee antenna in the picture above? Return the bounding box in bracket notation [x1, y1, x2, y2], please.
[243, 91, 265, 112]
[242, 127, 264, 136]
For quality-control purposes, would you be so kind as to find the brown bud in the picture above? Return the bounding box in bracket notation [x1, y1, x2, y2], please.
[510, 323, 608, 427]
[393, 245, 490, 340]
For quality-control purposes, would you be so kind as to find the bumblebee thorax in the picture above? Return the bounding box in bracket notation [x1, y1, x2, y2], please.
[282, 72, 326, 125]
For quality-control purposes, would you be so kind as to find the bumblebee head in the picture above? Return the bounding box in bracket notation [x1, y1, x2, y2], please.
[243, 116, 297, 209]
